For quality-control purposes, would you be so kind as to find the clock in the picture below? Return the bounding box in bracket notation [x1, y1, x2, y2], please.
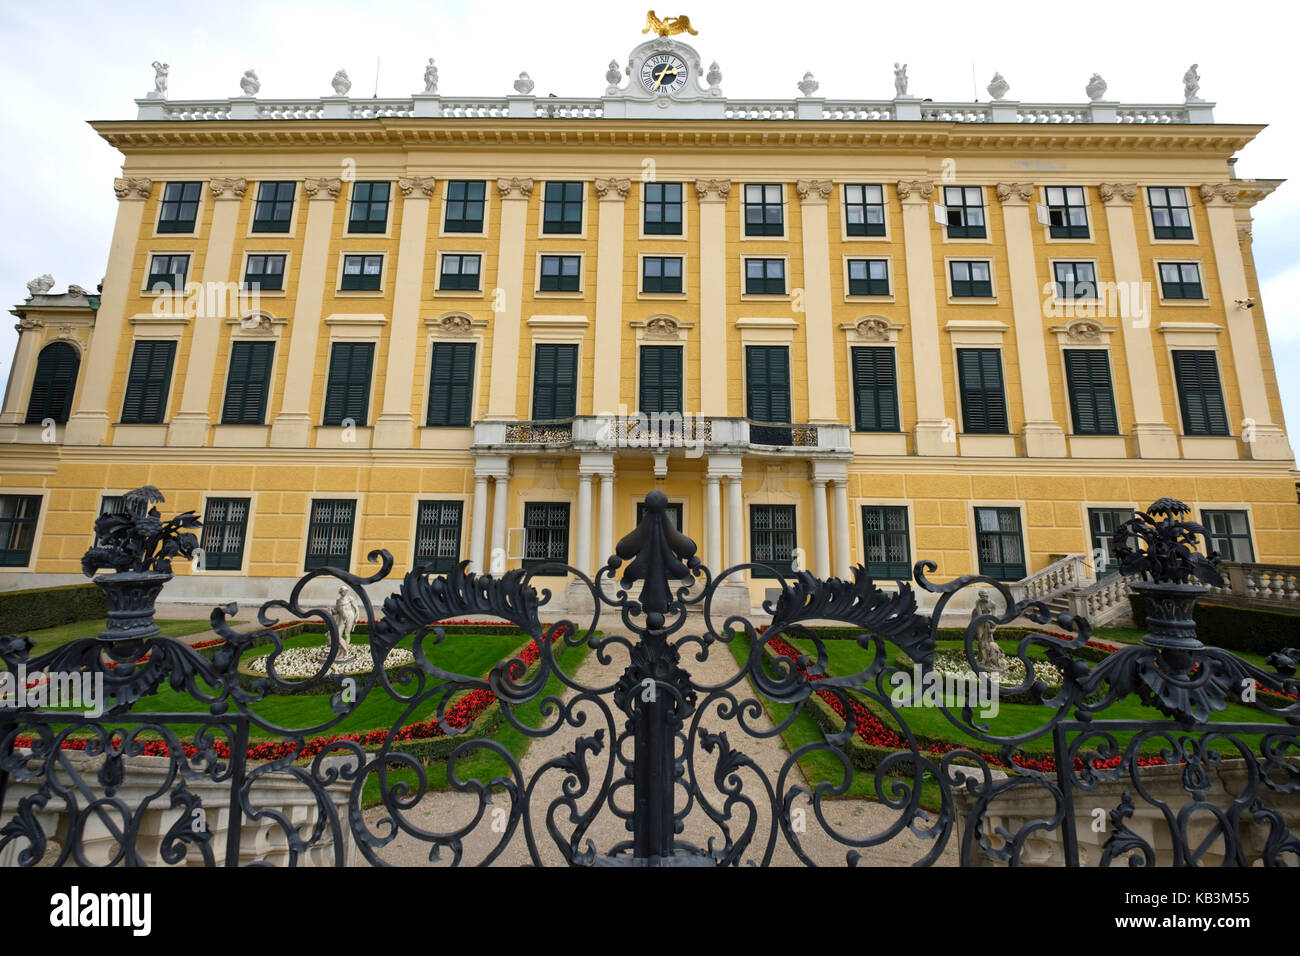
[639, 53, 689, 95]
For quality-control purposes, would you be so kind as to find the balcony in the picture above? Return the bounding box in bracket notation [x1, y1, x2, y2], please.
[471, 416, 850, 457]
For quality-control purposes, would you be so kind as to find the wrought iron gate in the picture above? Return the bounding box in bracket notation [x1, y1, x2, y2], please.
[1, 489, 1297, 866]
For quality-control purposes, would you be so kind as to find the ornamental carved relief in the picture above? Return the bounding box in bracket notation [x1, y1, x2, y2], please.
[113, 177, 154, 200]
[435, 313, 474, 334]
[497, 177, 534, 199]
[643, 315, 681, 338]
[1199, 183, 1240, 205]
[594, 177, 631, 200]
[1065, 318, 1104, 341]
[795, 179, 833, 202]
[895, 179, 934, 200]
[854, 317, 891, 340]
[1098, 182, 1138, 203]
[995, 182, 1034, 203]
[398, 176, 437, 197]
[209, 177, 248, 199]
[693, 178, 731, 201]
[1237, 223, 1252, 243]
[303, 176, 343, 199]
[15, 316, 43, 333]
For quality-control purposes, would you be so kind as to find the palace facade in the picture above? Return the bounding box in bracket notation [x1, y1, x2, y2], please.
[1, 30, 1297, 614]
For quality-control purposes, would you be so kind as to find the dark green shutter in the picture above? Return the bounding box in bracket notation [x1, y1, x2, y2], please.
[958, 348, 1008, 434]
[121, 341, 176, 424]
[25, 342, 80, 424]
[426, 342, 475, 426]
[746, 346, 790, 423]
[851, 347, 899, 431]
[532, 344, 577, 420]
[1173, 350, 1228, 436]
[221, 341, 274, 425]
[1064, 349, 1117, 435]
[323, 342, 374, 426]
[639, 345, 682, 414]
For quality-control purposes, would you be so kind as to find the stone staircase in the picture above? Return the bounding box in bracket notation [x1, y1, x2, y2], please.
[1011, 554, 1135, 628]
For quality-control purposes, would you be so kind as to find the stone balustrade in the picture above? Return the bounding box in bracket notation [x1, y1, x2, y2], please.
[1011, 553, 1088, 604]
[1066, 572, 1140, 627]
[1207, 561, 1300, 609]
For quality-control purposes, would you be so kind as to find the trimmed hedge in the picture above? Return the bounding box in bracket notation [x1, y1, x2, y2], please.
[0, 583, 108, 634]
[1128, 595, 1300, 655]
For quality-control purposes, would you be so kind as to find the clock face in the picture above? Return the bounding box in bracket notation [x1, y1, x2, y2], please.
[640, 53, 689, 96]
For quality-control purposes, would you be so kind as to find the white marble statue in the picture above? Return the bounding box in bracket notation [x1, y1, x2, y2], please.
[151, 61, 169, 97]
[423, 58, 439, 94]
[1183, 63, 1201, 102]
[327, 587, 363, 662]
[1086, 73, 1107, 102]
[514, 72, 535, 95]
[331, 70, 351, 95]
[706, 61, 722, 91]
[26, 274, 54, 298]
[894, 62, 908, 97]
[240, 70, 260, 96]
[987, 72, 1009, 101]
[971, 589, 1006, 673]
[605, 60, 621, 91]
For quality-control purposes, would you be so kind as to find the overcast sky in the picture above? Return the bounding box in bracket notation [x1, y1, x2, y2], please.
[1, 0, 1296, 446]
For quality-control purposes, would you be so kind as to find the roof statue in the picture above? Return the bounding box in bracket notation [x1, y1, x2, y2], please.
[643, 10, 698, 37]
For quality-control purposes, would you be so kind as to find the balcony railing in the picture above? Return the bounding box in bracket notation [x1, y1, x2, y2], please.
[475, 416, 849, 454]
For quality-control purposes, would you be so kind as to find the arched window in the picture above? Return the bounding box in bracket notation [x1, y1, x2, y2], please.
[25, 342, 80, 424]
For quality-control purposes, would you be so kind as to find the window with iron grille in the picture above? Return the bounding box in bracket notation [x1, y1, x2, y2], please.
[1088, 507, 1135, 578]
[949, 260, 992, 297]
[744, 258, 786, 295]
[844, 184, 886, 237]
[340, 254, 383, 291]
[426, 342, 475, 427]
[847, 258, 890, 296]
[1159, 262, 1203, 299]
[532, 343, 578, 420]
[851, 347, 899, 431]
[444, 180, 487, 232]
[252, 181, 296, 233]
[439, 254, 482, 291]
[414, 500, 464, 572]
[1172, 350, 1229, 436]
[305, 499, 356, 571]
[243, 254, 285, 292]
[644, 182, 683, 235]
[539, 255, 581, 292]
[146, 254, 190, 293]
[1044, 186, 1089, 238]
[1148, 187, 1193, 239]
[121, 340, 176, 424]
[957, 348, 1008, 433]
[642, 256, 683, 293]
[0, 495, 40, 567]
[861, 505, 910, 579]
[157, 182, 201, 233]
[347, 182, 391, 233]
[221, 341, 275, 426]
[745, 346, 791, 424]
[523, 502, 569, 570]
[639, 345, 682, 415]
[1201, 509, 1254, 562]
[1053, 261, 1097, 300]
[26, 342, 79, 425]
[750, 504, 796, 579]
[323, 342, 374, 426]
[1063, 349, 1118, 435]
[975, 507, 1026, 580]
[200, 497, 250, 570]
[744, 183, 784, 236]
[943, 186, 986, 238]
[543, 181, 584, 234]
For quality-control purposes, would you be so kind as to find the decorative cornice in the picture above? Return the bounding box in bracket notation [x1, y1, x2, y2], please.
[593, 177, 631, 200]
[795, 179, 833, 203]
[303, 176, 343, 200]
[1098, 182, 1138, 204]
[497, 177, 534, 199]
[693, 178, 731, 202]
[1198, 182, 1240, 205]
[113, 177, 153, 200]
[208, 176, 247, 199]
[398, 175, 437, 197]
[994, 182, 1034, 204]
[895, 179, 934, 201]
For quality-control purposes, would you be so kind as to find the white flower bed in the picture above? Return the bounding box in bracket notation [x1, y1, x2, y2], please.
[933, 650, 1064, 687]
[246, 645, 415, 680]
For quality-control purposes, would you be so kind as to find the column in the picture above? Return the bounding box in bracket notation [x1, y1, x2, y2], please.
[1099, 182, 1178, 459]
[811, 477, 830, 578]
[598, 472, 614, 564]
[0, 318, 45, 425]
[168, 177, 246, 446]
[490, 471, 510, 569]
[576, 471, 593, 574]
[996, 183, 1067, 457]
[1200, 183, 1292, 460]
[486, 178, 532, 419]
[797, 179, 838, 423]
[897, 180, 950, 455]
[269, 177, 343, 447]
[592, 178, 629, 413]
[727, 475, 743, 568]
[704, 475, 722, 571]
[64, 177, 154, 446]
[831, 478, 851, 579]
[695, 179, 730, 416]
[374, 176, 435, 448]
[468, 473, 489, 573]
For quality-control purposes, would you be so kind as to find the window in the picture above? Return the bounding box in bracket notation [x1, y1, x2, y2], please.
[444, 180, 486, 232]
[243, 254, 285, 292]
[539, 255, 581, 292]
[851, 347, 899, 432]
[1149, 186, 1192, 239]
[1044, 186, 1089, 238]
[426, 342, 476, 427]
[340, 254, 383, 291]
[975, 507, 1026, 580]
[221, 341, 275, 426]
[323, 342, 374, 426]
[25, 342, 79, 425]
[1159, 262, 1204, 300]
[1172, 350, 1229, 436]
[1201, 510, 1254, 562]
[439, 254, 482, 291]
[543, 181, 584, 234]
[347, 181, 390, 233]
[523, 502, 570, 569]
[1088, 507, 1135, 578]
[750, 504, 796, 578]
[944, 186, 986, 238]
[157, 182, 201, 233]
[1063, 349, 1118, 435]
[861, 505, 910, 579]
[636, 500, 683, 531]
[949, 260, 992, 297]
[199, 497, 250, 571]
[252, 181, 296, 233]
[146, 254, 190, 293]
[414, 500, 464, 573]
[644, 182, 683, 235]
[0, 495, 40, 567]
[957, 348, 1008, 434]
[304, 499, 355, 571]
[642, 256, 683, 293]
[1053, 261, 1097, 300]
[744, 183, 784, 236]
[532, 343, 578, 420]
[120, 340, 177, 424]
[847, 259, 890, 296]
[745, 345, 791, 424]
[639, 345, 683, 415]
[844, 184, 886, 237]
[744, 258, 786, 295]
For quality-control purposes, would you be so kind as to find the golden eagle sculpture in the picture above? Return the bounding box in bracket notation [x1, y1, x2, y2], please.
[643, 10, 698, 37]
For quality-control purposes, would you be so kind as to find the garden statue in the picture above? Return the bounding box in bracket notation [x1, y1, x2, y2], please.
[326, 586, 363, 662]
[893, 62, 908, 97]
[971, 589, 1005, 673]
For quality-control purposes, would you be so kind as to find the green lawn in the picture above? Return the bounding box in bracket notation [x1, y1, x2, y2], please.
[20, 618, 221, 654]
